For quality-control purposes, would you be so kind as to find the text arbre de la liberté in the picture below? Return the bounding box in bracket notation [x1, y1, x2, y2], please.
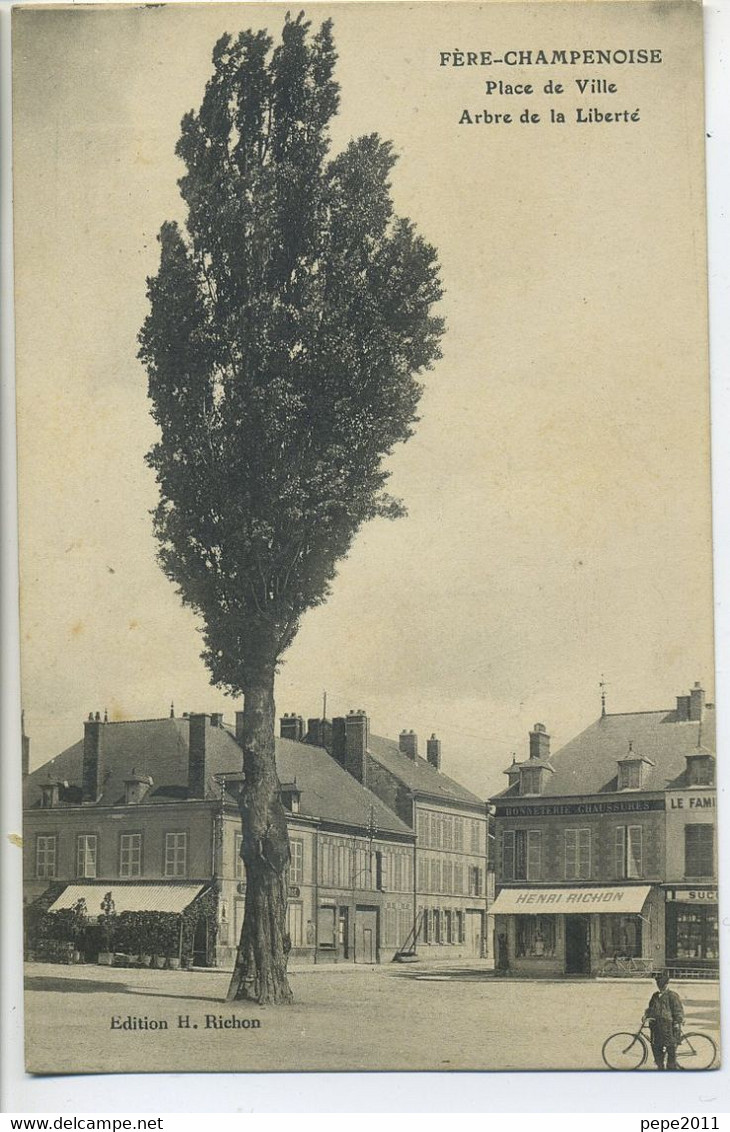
[439, 46, 663, 127]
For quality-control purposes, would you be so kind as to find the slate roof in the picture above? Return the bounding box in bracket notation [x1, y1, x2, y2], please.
[495, 706, 716, 799]
[23, 718, 413, 837]
[367, 733, 485, 807]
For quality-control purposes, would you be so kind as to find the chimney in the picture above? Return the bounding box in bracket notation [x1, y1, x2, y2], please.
[689, 682, 705, 723]
[235, 710, 245, 745]
[331, 717, 346, 765]
[82, 714, 104, 801]
[676, 695, 691, 722]
[280, 714, 304, 742]
[188, 713, 209, 798]
[399, 730, 418, 760]
[307, 718, 325, 747]
[426, 733, 441, 771]
[21, 711, 30, 778]
[345, 710, 369, 784]
[211, 712, 223, 728]
[529, 723, 550, 761]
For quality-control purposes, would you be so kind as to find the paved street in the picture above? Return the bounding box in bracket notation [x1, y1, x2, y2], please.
[24, 961, 721, 1075]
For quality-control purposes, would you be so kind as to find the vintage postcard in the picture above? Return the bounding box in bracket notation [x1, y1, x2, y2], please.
[13, 0, 719, 1074]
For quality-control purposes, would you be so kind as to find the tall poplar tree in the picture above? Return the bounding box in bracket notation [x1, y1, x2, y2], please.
[138, 13, 444, 1004]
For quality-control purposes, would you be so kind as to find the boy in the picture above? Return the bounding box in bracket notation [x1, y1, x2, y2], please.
[643, 971, 684, 1070]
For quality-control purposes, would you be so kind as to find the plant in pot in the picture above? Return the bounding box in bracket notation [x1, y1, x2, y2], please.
[97, 891, 116, 965]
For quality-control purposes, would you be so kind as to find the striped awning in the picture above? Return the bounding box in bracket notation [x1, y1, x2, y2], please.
[48, 883, 205, 915]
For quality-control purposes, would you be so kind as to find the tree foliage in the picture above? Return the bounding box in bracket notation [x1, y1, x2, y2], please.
[138, 13, 444, 691]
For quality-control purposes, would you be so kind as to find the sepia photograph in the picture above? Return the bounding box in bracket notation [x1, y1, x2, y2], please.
[9, 0, 721, 1083]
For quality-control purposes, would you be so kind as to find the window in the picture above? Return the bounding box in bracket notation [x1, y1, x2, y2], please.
[526, 831, 542, 880]
[453, 861, 464, 894]
[164, 832, 187, 878]
[417, 811, 429, 846]
[76, 834, 97, 878]
[599, 914, 642, 959]
[454, 817, 464, 852]
[520, 768, 541, 795]
[431, 857, 441, 894]
[290, 838, 304, 886]
[516, 915, 556, 958]
[685, 824, 714, 878]
[318, 905, 336, 948]
[565, 829, 591, 879]
[442, 858, 453, 894]
[470, 820, 480, 854]
[36, 834, 57, 878]
[419, 906, 429, 943]
[468, 866, 483, 895]
[444, 909, 453, 944]
[119, 833, 142, 877]
[686, 757, 714, 787]
[234, 832, 245, 880]
[287, 901, 303, 948]
[502, 830, 541, 881]
[669, 905, 719, 961]
[615, 826, 643, 879]
[502, 830, 515, 881]
[618, 762, 641, 790]
[432, 909, 441, 944]
[417, 856, 428, 891]
[456, 910, 466, 944]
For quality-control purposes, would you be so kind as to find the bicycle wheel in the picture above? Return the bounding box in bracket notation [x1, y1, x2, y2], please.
[602, 1031, 648, 1070]
[676, 1032, 717, 1070]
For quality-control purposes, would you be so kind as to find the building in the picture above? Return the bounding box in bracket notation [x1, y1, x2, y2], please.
[490, 684, 717, 978]
[23, 704, 489, 966]
[290, 711, 490, 958]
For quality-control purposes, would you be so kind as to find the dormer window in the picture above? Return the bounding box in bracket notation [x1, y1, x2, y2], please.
[618, 761, 641, 791]
[40, 781, 62, 808]
[123, 770, 153, 805]
[520, 767, 542, 795]
[503, 724, 555, 796]
[280, 782, 301, 814]
[617, 741, 655, 791]
[685, 753, 715, 787]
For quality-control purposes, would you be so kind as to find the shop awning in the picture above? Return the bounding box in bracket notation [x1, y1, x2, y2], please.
[490, 885, 651, 915]
[48, 884, 206, 915]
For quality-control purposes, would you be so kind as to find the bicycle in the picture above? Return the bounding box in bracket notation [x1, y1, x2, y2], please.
[602, 1022, 717, 1070]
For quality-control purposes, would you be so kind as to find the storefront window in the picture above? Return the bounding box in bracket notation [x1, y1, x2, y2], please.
[670, 906, 719, 961]
[515, 915, 556, 958]
[599, 914, 642, 958]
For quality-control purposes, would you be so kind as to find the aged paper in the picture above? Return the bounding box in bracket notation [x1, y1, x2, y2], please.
[13, 0, 719, 1074]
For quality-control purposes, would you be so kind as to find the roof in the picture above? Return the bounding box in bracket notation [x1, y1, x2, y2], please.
[23, 717, 412, 837]
[49, 882, 206, 915]
[367, 733, 485, 807]
[496, 706, 716, 799]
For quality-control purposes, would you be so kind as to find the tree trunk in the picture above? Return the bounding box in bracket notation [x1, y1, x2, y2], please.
[226, 668, 293, 1005]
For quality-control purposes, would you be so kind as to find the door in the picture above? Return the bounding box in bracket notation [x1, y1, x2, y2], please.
[354, 906, 378, 963]
[465, 909, 484, 957]
[338, 907, 349, 959]
[565, 915, 590, 974]
[193, 917, 209, 967]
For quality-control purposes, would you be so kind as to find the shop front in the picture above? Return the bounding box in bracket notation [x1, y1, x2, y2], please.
[664, 885, 719, 975]
[491, 885, 657, 977]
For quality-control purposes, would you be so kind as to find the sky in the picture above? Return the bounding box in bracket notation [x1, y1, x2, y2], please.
[12, 0, 714, 798]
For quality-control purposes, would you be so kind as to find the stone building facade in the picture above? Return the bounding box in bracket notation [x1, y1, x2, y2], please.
[491, 684, 717, 978]
[24, 703, 489, 966]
